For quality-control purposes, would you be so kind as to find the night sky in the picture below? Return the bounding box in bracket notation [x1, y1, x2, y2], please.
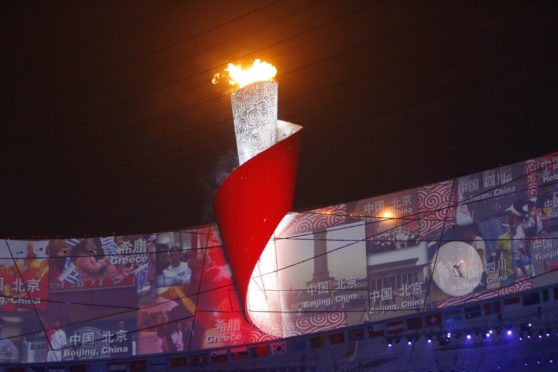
[1, 0, 557, 237]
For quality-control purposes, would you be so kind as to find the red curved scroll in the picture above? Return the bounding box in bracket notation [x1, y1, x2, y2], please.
[213, 122, 302, 314]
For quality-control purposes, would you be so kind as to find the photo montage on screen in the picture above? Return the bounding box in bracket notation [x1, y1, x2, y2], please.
[0, 151, 557, 363]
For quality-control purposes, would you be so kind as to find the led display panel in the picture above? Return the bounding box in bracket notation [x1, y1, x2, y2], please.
[0, 151, 557, 363]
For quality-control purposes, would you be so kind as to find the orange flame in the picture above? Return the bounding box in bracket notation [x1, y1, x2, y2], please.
[213, 59, 277, 89]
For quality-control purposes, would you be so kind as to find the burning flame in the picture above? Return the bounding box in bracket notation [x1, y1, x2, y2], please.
[213, 59, 277, 89]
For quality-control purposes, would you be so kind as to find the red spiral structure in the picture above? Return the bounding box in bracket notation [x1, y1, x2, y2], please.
[213, 122, 302, 321]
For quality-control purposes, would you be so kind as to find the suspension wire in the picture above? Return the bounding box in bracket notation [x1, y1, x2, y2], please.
[1, 160, 555, 315]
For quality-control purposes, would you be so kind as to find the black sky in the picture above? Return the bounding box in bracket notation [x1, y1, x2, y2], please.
[1, 0, 557, 238]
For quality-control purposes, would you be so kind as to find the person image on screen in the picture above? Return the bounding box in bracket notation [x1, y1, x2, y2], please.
[162, 246, 191, 286]
[463, 224, 488, 290]
[47, 240, 73, 282]
[163, 307, 189, 352]
[155, 246, 171, 287]
[47, 318, 67, 362]
[105, 238, 135, 285]
[495, 200, 531, 280]
[138, 312, 165, 354]
[464, 224, 487, 269]
[155, 311, 174, 353]
[143, 237, 158, 295]
[170, 321, 184, 351]
[73, 238, 109, 285]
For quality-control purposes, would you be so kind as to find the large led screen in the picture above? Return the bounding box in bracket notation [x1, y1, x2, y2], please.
[0, 151, 557, 363]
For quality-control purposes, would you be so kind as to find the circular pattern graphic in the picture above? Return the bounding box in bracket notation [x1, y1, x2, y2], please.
[432, 241, 483, 297]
